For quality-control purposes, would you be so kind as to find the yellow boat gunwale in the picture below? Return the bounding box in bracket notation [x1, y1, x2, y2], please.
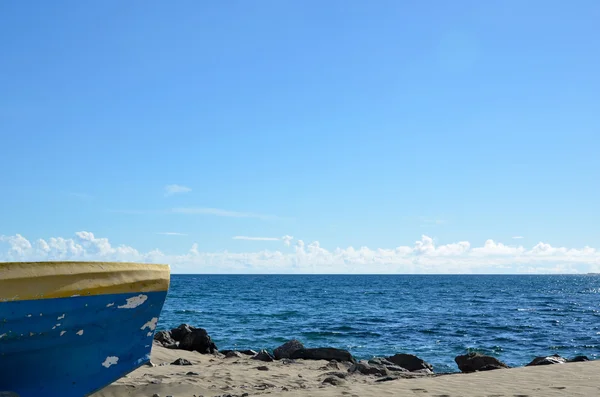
[0, 261, 170, 302]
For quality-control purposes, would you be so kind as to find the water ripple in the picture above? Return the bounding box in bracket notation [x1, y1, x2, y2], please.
[159, 274, 600, 371]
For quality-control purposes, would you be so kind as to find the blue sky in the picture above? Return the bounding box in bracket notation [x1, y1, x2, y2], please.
[1, 1, 599, 273]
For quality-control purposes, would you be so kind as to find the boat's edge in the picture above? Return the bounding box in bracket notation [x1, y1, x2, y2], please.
[0, 261, 170, 301]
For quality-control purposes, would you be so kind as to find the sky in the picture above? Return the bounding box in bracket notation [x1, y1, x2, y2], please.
[1, 0, 599, 273]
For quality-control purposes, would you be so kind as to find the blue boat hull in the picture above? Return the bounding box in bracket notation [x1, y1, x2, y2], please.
[0, 290, 168, 397]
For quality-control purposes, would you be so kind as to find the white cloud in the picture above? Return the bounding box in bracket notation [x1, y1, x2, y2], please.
[1, 232, 599, 275]
[157, 232, 188, 236]
[512, 236, 524, 239]
[171, 207, 279, 220]
[282, 235, 294, 247]
[233, 236, 280, 241]
[164, 184, 191, 197]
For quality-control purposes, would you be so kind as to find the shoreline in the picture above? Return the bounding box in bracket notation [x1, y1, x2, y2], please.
[91, 324, 599, 396]
[91, 344, 600, 397]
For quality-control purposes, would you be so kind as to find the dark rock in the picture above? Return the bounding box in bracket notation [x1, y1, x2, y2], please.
[368, 357, 396, 366]
[348, 362, 388, 376]
[526, 355, 567, 366]
[281, 358, 298, 365]
[225, 351, 245, 359]
[273, 339, 304, 359]
[186, 371, 200, 375]
[290, 348, 355, 363]
[172, 358, 193, 365]
[386, 353, 433, 372]
[170, 324, 195, 341]
[568, 355, 589, 363]
[411, 368, 434, 374]
[256, 365, 269, 371]
[322, 376, 345, 386]
[454, 352, 509, 373]
[220, 349, 255, 356]
[252, 350, 275, 362]
[154, 330, 175, 346]
[161, 341, 179, 349]
[179, 327, 218, 354]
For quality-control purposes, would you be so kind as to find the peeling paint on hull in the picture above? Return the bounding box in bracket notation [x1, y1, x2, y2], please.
[0, 290, 168, 397]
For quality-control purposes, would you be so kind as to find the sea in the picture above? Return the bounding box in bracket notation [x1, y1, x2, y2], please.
[158, 274, 600, 373]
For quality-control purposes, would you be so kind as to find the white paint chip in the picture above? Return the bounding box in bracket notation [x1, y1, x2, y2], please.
[106, 303, 114, 307]
[27, 314, 32, 318]
[141, 317, 159, 332]
[0, 333, 6, 339]
[147, 332, 152, 337]
[57, 314, 65, 320]
[76, 330, 84, 336]
[60, 331, 67, 336]
[118, 294, 148, 309]
[102, 356, 119, 368]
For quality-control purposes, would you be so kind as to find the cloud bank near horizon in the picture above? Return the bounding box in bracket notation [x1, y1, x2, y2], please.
[1, 232, 598, 274]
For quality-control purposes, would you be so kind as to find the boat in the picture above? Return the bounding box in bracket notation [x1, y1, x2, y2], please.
[0, 261, 170, 397]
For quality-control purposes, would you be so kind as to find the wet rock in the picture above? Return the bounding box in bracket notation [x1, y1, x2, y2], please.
[256, 365, 269, 371]
[290, 348, 355, 363]
[455, 352, 509, 373]
[252, 350, 275, 362]
[386, 353, 433, 372]
[322, 376, 345, 386]
[172, 358, 193, 365]
[273, 339, 304, 359]
[568, 355, 589, 362]
[348, 362, 388, 376]
[526, 355, 567, 366]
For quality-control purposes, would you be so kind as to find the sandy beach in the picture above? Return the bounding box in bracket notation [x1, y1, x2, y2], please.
[91, 344, 600, 397]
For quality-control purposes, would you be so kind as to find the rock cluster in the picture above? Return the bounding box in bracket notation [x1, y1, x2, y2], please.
[455, 352, 510, 372]
[154, 324, 592, 375]
[154, 324, 217, 354]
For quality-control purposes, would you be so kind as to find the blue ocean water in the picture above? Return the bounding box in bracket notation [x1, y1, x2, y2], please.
[158, 275, 600, 373]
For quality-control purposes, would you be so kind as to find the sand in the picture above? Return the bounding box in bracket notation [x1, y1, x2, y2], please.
[91, 345, 600, 397]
